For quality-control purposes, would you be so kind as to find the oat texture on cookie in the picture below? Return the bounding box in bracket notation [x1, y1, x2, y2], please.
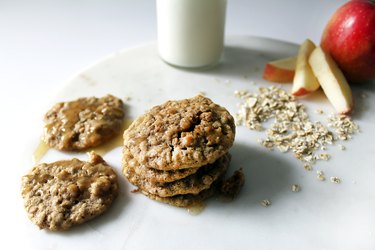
[122, 95, 237, 207]
[123, 95, 235, 171]
[21, 152, 119, 231]
[43, 95, 125, 151]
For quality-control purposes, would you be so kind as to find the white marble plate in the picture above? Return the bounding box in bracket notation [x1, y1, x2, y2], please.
[16, 36, 375, 250]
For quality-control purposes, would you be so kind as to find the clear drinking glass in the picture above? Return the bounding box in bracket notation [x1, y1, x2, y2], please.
[156, 0, 227, 69]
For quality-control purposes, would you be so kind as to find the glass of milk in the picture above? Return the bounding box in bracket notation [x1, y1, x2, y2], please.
[157, 0, 227, 69]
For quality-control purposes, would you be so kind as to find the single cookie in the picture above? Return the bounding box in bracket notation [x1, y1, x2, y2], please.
[124, 153, 230, 197]
[43, 94, 125, 151]
[124, 95, 235, 170]
[21, 152, 118, 231]
[122, 146, 200, 183]
[142, 181, 218, 208]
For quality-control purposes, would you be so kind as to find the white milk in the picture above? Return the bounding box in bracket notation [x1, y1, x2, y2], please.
[157, 0, 227, 68]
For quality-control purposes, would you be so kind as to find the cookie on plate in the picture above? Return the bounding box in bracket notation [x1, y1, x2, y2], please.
[43, 94, 125, 151]
[21, 152, 118, 231]
[125, 153, 230, 197]
[124, 95, 235, 171]
[122, 95, 236, 207]
[123, 146, 200, 183]
[142, 183, 219, 208]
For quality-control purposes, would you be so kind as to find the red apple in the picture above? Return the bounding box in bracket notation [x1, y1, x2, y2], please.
[321, 0, 375, 83]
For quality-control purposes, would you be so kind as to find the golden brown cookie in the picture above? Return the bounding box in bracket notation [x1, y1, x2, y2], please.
[142, 182, 218, 208]
[21, 152, 118, 231]
[124, 95, 235, 170]
[43, 95, 124, 151]
[124, 153, 230, 197]
[122, 145, 200, 184]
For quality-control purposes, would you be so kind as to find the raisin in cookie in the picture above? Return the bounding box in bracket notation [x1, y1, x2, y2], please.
[21, 152, 118, 231]
[43, 95, 124, 151]
[124, 95, 235, 170]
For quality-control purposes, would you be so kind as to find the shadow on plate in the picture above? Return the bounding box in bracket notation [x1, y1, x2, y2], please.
[173, 45, 296, 80]
[350, 82, 375, 120]
[212, 142, 298, 211]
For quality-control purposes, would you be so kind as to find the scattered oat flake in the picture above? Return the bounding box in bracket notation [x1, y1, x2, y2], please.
[330, 177, 341, 184]
[315, 109, 324, 115]
[291, 184, 301, 192]
[338, 144, 346, 150]
[317, 170, 326, 181]
[318, 153, 330, 161]
[304, 163, 313, 171]
[260, 199, 272, 207]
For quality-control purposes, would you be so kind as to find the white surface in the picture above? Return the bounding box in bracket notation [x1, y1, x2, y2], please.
[9, 36, 375, 250]
[157, 0, 226, 67]
[2, 0, 373, 249]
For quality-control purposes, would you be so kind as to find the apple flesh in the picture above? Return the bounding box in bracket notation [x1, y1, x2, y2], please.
[321, 0, 375, 82]
[263, 56, 296, 83]
[292, 39, 320, 96]
[309, 47, 353, 115]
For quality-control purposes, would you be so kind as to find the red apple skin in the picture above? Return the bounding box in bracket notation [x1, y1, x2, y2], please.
[263, 64, 295, 83]
[321, 0, 375, 83]
[292, 88, 309, 96]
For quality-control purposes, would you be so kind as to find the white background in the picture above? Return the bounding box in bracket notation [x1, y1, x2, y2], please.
[0, 0, 348, 246]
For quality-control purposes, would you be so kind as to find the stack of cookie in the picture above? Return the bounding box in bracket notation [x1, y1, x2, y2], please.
[122, 95, 236, 207]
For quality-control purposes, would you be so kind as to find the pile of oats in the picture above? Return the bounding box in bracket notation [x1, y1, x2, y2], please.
[327, 114, 359, 140]
[234, 86, 359, 168]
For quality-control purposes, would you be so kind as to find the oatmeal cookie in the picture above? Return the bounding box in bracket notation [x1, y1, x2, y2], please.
[21, 152, 118, 231]
[142, 183, 218, 208]
[43, 94, 124, 151]
[122, 146, 200, 183]
[124, 95, 235, 170]
[124, 153, 230, 197]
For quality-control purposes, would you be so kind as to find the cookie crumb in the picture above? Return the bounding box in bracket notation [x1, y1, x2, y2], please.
[291, 184, 301, 192]
[260, 199, 272, 207]
[338, 144, 346, 150]
[131, 188, 140, 193]
[220, 168, 245, 199]
[330, 177, 341, 184]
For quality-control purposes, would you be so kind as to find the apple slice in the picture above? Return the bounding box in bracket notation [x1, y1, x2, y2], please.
[308, 47, 353, 115]
[263, 56, 296, 83]
[292, 39, 320, 96]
